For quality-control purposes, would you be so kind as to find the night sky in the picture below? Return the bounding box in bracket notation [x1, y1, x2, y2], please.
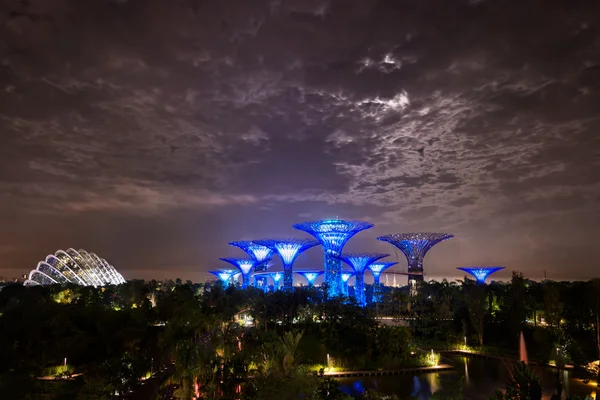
[2, 0, 599, 282]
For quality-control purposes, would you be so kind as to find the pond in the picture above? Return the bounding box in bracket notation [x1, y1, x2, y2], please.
[338, 355, 598, 399]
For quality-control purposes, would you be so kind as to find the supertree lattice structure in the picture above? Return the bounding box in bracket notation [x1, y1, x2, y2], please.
[458, 266, 505, 284]
[367, 261, 398, 302]
[255, 239, 319, 291]
[338, 253, 389, 306]
[266, 271, 283, 290]
[219, 258, 257, 289]
[377, 232, 453, 291]
[229, 241, 273, 272]
[294, 219, 373, 297]
[208, 269, 237, 287]
[341, 272, 354, 297]
[295, 271, 324, 286]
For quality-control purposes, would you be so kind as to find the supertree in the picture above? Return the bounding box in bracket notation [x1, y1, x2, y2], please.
[208, 270, 237, 288]
[253, 273, 270, 292]
[255, 239, 319, 291]
[294, 219, 373, 297]
[458, 266, 505, 284]
[341, 272, 354, 297]
[338, 253, 389, 306]
[367, 261, 398, 302]
[295, 271, 323, 287]
[229, 241, 274, 290]
[377, 233, 453, 292]
[229, 241, 273, 270]
[266, 271, 283, 290]
[219, 258, 257, 289]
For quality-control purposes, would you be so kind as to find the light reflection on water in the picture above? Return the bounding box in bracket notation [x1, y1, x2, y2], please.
[338, 355, 597, 400]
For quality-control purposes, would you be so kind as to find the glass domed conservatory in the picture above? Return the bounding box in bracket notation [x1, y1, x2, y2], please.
[24, 248, 125, 287]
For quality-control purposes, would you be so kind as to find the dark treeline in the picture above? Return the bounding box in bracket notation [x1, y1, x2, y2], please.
[0, 273, 599, 399]
[407, 272, 600, 368]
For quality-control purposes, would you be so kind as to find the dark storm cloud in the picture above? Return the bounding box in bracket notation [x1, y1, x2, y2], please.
[1, 0, 599, 280]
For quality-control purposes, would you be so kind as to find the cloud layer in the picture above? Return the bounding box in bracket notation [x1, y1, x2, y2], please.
[1, 0, 599, 281]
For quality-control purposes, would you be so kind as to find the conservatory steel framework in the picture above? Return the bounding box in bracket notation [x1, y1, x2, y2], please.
[24, 248, 126, 287]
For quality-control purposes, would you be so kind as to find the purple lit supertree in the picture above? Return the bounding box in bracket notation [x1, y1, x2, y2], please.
[367, 261, 398, 302]
[255, 239, 319, 291]
[377, 233, 453, 293]
[295, 271, 324, 287]
[338, 253, 389, 306]
[341, 272, 354, 297]
[219, 258, 257, 289]
[294, 219, 373, 297]
[458, 266, 505, 284]
[209, 269, 237, 288]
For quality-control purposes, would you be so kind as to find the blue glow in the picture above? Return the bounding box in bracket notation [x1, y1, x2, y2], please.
[295, 271, 323, 285]
[368, 261, 398, 281]
[458, 266, 505, 284]
[254, 275, 269, 292]
[269, 272, 283, 283]
[341, 272, 353, 297]
[274, 243, 305, 265]
[294, 220, 373, 297]
[255, 239, 318, 291]
[209, 270, 236, 287]
[339, 253, 388, 306]
[219, 258, 257, 289]
[229, 241, 274, 263]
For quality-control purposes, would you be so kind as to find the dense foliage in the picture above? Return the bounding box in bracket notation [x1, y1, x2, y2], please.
[1, 272, 599, 399]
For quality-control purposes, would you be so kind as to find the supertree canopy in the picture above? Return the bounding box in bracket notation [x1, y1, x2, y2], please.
[377, 233, 453, 290]
[341, 272, 354, 297]
[458, 266, 505, 284]
[338, 253, 388, 306]
[209, 270, 237, 287]
[266, 271, 284, 290]
[220, 258, 257, 289]
[368, 262, 398, 302]
[229, 241, 273, 272]
[255, 239, 319, 291]
[294, 219, 373, 297]
[295, 271, 323, 286]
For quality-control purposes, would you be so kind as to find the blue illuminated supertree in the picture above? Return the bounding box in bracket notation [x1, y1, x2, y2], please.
[253, 273, 270, 292]
[219, 258, 257, 289]
[341, 272, 354, 297]
[266, 271, 284, 290]
[209, 270, 237, 288]
[255, 239, 319, 291]
[367, 261, 398, 302]
[377, 233, 453, 292]
[294, 219, 373, 297]
[229, 241, 273, 271]
[458, 266, 505, 284]
[229, 242, 274, 289]
[295, 271, 324, 287]
[338, 253, 389, 306]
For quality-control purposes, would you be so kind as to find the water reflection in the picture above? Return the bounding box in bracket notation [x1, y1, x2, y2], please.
[338, 355, 594, 400]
